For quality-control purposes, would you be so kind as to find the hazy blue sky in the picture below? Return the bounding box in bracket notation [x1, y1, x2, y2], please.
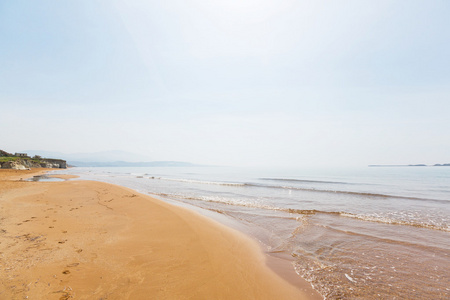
[1, 0, 449, 167]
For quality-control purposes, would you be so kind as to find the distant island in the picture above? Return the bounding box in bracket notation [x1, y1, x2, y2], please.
[0, 150, 67, 169]
[369, 163, 450, 167]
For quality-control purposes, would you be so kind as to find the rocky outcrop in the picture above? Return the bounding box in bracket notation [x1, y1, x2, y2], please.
[39, 159, 67, 169]
[0, 158, 67, 170]
[41, 158, 67, 169]
[0, 159, 39, 170]
[0, 161, 29, 170]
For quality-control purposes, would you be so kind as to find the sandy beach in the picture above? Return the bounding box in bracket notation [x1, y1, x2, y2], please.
[0, 169, 320, 299]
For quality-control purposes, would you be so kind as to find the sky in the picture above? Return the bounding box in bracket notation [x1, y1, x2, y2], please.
[1, 0, 449, 167]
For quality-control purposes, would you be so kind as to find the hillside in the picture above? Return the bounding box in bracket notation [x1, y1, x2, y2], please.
[0, 150, 67, 169]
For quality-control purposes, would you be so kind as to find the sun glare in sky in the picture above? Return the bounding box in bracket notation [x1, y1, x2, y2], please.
[0, 0, 449, 167]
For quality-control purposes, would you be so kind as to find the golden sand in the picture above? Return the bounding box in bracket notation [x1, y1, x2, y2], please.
[0, 169, 320, 299]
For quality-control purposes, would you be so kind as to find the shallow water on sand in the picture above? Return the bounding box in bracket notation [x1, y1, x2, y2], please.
[54, 166, 450, 299]
[27, 175, 64, 182]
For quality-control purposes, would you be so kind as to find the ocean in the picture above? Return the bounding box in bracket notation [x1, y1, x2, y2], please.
[52, 166, 450, 299]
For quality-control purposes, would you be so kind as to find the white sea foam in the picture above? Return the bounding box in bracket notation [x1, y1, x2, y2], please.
[156, 177, 247, 187]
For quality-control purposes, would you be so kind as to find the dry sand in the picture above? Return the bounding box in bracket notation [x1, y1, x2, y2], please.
[0, 169, 321, 299]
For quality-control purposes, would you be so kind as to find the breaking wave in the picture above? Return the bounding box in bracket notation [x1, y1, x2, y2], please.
[149, 177, 247, 187]
[146, 176, 447, 203]
[260, 178, 349, 184]
[149, 192, 449, 232]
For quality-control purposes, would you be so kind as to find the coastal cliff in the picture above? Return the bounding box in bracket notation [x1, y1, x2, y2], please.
[0, 150, 67, 169]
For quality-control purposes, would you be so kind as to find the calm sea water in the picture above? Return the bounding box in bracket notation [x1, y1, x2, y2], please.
[53, 166, 450, 299]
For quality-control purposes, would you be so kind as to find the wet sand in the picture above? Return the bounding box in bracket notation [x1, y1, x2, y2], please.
[0, 169, 320, 299]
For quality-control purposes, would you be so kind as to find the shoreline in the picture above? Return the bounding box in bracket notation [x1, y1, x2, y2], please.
[147, 191, 322, 298]
[0, 169, 321, 299]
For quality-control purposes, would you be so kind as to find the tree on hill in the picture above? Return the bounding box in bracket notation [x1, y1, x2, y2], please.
[0, 150, 13, 157]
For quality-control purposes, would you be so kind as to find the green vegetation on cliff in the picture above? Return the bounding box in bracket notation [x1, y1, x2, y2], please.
[0, 157, 17, 162]
[0, 156, 44, 163]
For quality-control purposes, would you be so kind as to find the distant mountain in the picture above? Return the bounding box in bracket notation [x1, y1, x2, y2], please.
[69, 161, 203, 167]
[22, 150, 153, 163]
[17, 150, 203, 167]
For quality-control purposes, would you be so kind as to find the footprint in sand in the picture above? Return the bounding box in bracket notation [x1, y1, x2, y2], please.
[60, 293, 72, 300]
[66, 263, 79, 267]
[62, 270, 70, 274]
[75, 249, 83, 253]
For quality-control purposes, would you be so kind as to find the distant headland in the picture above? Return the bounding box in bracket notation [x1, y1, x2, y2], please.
[1, 149, 203, 168]
[0, 150, 67, 169]
[369, 163, 450, 167]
